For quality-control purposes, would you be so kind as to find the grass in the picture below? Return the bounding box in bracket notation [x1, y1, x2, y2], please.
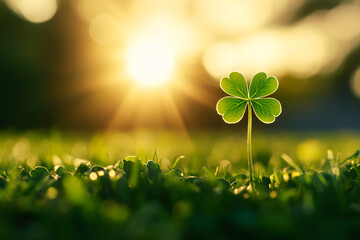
[0, 130, 360, 239]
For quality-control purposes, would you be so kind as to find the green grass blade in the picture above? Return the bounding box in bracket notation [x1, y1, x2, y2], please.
[281, 153, 303, 172]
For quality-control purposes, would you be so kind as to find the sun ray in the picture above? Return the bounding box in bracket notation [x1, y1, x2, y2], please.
[160, 90, 189, 134]
[105, 87, 141, 131]
[104, 83, 192, 139]
[174, 80, 217, 110]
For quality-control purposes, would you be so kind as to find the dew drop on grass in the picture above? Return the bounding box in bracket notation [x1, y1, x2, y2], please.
[89, 172, 97, 180]
[109, 169, 116, 178]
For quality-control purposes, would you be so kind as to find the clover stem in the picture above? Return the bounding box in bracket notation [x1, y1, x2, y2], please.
[247, 102, 255, 190]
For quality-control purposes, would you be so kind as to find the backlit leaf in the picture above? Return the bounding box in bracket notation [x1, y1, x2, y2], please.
[220, 71, 248, 99]
[251, 98, 281, 124]
[249, 72, 278, 99]
[216, 97, 248, 123]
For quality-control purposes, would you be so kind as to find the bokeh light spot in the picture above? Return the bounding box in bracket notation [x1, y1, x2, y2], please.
[195, 0, 272, 34]
[296, 139, 324, 164]
[46, 187, 58, 200]
[12, 139, 30, 161]
[6, 0, 57, 23]
[89, 172, 98, 180]
[109, 169, 116, 178]
[89, 14, 119, 45]
[270, 191, 277, 198]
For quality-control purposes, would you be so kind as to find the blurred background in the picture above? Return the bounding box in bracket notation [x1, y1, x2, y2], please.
[1, 0, 360, 132]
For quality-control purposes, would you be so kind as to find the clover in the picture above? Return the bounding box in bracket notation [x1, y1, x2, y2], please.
[216, 71, 282, 190]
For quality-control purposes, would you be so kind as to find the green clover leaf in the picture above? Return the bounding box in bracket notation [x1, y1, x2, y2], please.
[216, 97, 247, 123]
[216, 71, 282, 191]
[251, 98, 281, 124]
[220, 71, 248, 99]
[216, 71, 281, 124]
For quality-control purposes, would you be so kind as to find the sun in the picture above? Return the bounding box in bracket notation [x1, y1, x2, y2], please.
[125, 35, 175, 87]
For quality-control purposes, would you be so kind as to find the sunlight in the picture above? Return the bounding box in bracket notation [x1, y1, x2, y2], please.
[125, 34, 175, 87]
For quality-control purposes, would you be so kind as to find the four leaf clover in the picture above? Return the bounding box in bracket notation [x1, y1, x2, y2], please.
[216, 71, 282, 190]
[216, 71, 282, 124]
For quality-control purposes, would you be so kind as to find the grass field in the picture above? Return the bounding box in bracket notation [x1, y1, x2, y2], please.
[0, 130, 360, 239]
